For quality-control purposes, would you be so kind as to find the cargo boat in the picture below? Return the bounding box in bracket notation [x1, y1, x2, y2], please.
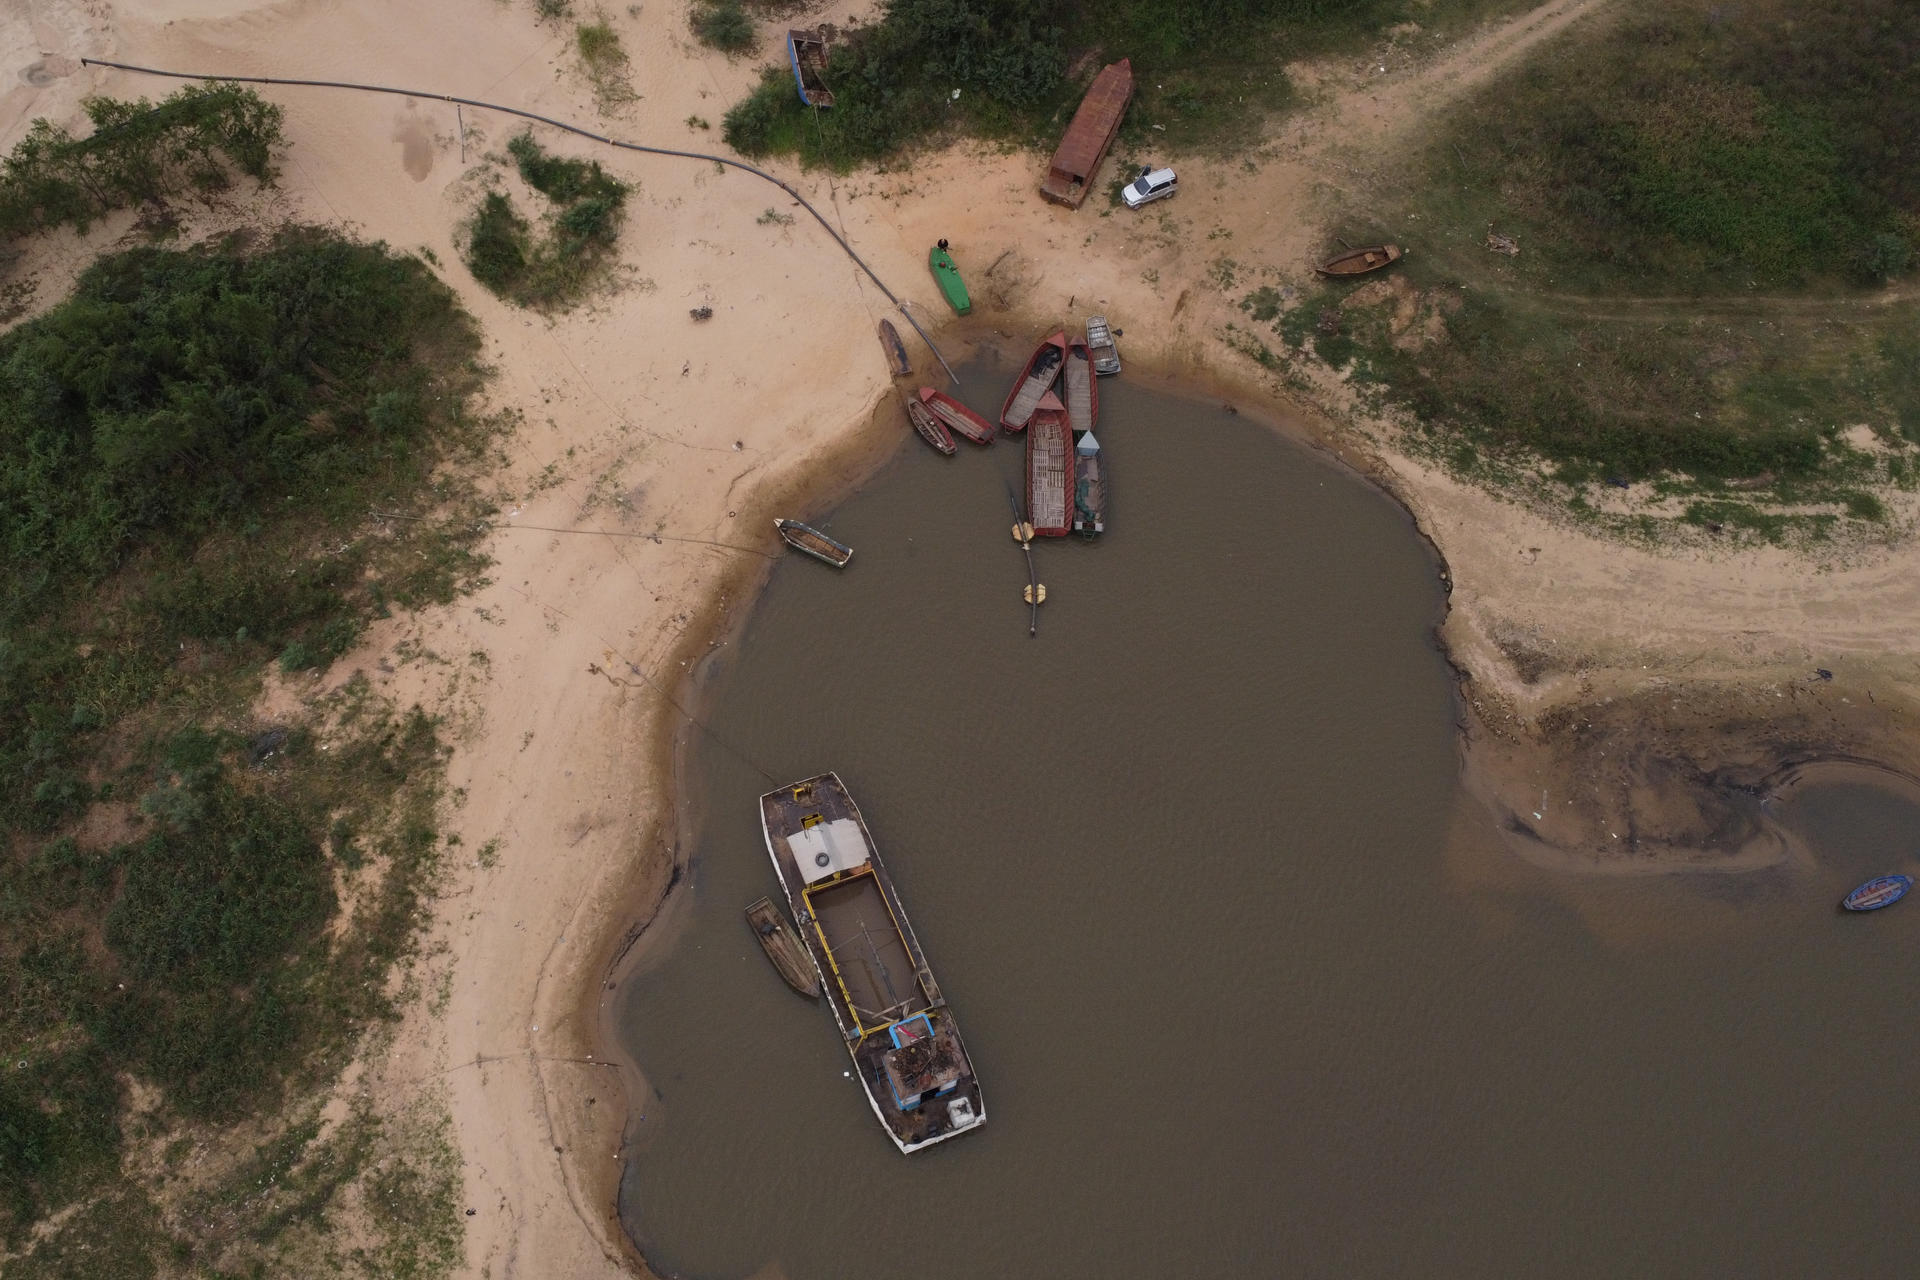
[1063, 337, 1098, 435]
[1001, 330, 1068, 432]
[774, 518, 852, 568]
[1040, 60, 1134, 208]
[1073, 428, 1106, 537]
[1026, 399, 1072, 537]
[760, 773, 985, 1153]
[917, 386, 995, 446]
[787, 30, 834, 108]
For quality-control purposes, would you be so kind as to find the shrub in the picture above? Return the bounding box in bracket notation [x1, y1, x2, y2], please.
[693, 0, 756, 53]
[464, 190, 531, 292]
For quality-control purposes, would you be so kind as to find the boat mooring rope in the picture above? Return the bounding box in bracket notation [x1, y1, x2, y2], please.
[77, 58, 960, 386]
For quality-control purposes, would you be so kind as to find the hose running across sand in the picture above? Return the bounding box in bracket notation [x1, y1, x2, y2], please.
[77, 57, 960, 386]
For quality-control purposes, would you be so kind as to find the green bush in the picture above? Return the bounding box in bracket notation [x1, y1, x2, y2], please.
[693, 0, 757, 52]
[0, 83, 284, 240]
[464, 190, 531, 292]
[465, 135, 629, 309]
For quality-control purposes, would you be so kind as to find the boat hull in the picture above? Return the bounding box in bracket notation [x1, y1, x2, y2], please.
[907, 398, 956, 455]
[1001, 331, 1068, 432]
[774, 518, 852, 568]
[788, 31, 835, 107]
[1026, 410, 1073, 537]
[917, 386, 995, 445]
[930, 246, 971, 314]
[1316, 243, 1403, 277]
[1841, 874, 1912, 911]
[761, 774, 985, 1153]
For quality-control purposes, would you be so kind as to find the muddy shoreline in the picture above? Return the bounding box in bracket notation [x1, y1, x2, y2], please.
[576, 328, 1920, 1278]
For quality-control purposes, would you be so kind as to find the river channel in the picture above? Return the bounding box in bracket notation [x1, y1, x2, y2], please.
[612, 357, 1920, 1278]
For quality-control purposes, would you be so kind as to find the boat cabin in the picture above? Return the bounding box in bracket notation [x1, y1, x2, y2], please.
[882, 1013, 965, 1111]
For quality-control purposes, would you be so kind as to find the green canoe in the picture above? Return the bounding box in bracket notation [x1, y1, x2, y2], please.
[930, 243, 971, 315]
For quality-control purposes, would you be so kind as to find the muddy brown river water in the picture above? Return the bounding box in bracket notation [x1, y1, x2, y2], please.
[612, 358, 1920, 1278]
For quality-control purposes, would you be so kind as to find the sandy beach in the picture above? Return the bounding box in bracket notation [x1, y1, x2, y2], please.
[10, 0, 1920, 1272]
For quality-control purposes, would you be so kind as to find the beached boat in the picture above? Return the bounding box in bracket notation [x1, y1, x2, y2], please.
[1086, 315, 1121, 376]
[1040, 59, 1134, 208]
[760, 773, 985, 1153]
[1063, 338, 1098, 435]
[774, 518, 852, 568]
[1026, 398, 1072, 538]
[1316, 244, 1403, 277]
[917, 386, 995, 446]
[930, 242, 971, 315]
[1001, 330, 1068, 432]
[746, 896, 821, 997]
[787, 30, 834, 108]
[1073, 429, 1106, 537]
[1841, 874, 1912, 912]
[876, 319, 911, 378]
[906, 398, 956, 455]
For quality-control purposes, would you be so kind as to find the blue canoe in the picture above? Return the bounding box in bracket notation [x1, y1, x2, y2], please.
[1841, 875, 1912, 912]
[788, 30, 834, 108]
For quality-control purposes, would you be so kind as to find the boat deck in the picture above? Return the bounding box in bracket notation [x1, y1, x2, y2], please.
[1065, 348, 1094, 434]
[808, 873, 928, 1027]
[1074, 448, 1105, 536]
[1004, 349, 1063, 428]
[1028, 418, 1071, 534]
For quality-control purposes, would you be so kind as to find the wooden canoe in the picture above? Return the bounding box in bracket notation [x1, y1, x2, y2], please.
[1000, 330, 1068, 432]
[774, 518, 852, 568]
[906, 398, 956, 455]
[746, 896, 821, 997]
[1316, 244, 1403, 277]
[1841, 874, 1912, 912]
[877, 319, 911, 378]
[1085, 315, 1121, 376]
[917, 386, 995, 446]
[930, 244, 971, 315]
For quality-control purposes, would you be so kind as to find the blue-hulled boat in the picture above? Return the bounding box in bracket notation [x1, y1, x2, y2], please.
[1841, 875, 1912, 912]
[788, 30, 834, 108]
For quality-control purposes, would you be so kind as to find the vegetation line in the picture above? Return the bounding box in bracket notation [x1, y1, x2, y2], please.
[371, 509, 780, 558]
[77, 56, 960, 385]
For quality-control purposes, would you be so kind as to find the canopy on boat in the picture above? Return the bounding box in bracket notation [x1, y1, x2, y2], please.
[791, 818, 872, 885]
[1075, 430, 1101, 456]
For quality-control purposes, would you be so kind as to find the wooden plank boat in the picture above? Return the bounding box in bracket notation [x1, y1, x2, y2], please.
[1063, 338, 1098, 435]
[1040, 59, 1134, 208]
[1073, 428, 1106, 537]
[774, 518, 852, 568]
[1086, 315, 1121, 376]
[1841, 874, 1912, 912]
[746, 896, 821, 997]
[929, 241, 970, 315]
[760, 773, 985, 1153]
[787, 30, 834, 108]
[1025, 397, 1072, 538]
[876, 319, 911, 378]
[906, 398, 956, 455]
[917, 386, 994, 445]
[1315, 244, 1403, 277]
[1000, 330, 1068, 432]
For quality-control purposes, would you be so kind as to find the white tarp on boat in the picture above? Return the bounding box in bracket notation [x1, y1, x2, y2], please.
[791, 818, 872, 885]
[1075, 430, 1100, 456]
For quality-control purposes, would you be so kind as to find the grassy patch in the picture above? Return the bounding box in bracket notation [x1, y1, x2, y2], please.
[575, 14, 637, 108]
[461, 133, 630, 310]
[692, 0, 757, 53]
[0, 83, 284, 242]
[722, 0, 1536, 168]
[0, 228, 495, 1253]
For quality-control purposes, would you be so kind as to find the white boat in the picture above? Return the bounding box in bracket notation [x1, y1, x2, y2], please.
[1085, 315, 1121, 376]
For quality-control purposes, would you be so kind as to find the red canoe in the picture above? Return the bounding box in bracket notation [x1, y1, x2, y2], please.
[1001, 331, 1068, 433]
[906, 398, 955, 455]
[917, 386, 995, 446]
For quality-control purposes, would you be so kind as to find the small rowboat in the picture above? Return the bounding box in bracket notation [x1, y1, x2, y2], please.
[1316, 244, 1403, 277]
[930, 242, 971, 315]
[1000, 330, 1068, 432]
[917, 386, 994, 446]
[787, 30, 834, 108]
[746, 896, 821, 997]
[1085, 315, 1121, 376]
[774, 518, 852, 568]
[1841, 875, 1912, 912]
[906, 398, 956, 455]
[877, 319, 911, 378]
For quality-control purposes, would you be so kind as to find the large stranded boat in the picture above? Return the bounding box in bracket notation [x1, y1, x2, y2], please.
[760, 773, 986, 1152]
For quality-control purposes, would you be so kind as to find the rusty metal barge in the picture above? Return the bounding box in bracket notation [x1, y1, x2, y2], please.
[1040, 59, 1134, 208]
[760, 773, 985, 1153]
